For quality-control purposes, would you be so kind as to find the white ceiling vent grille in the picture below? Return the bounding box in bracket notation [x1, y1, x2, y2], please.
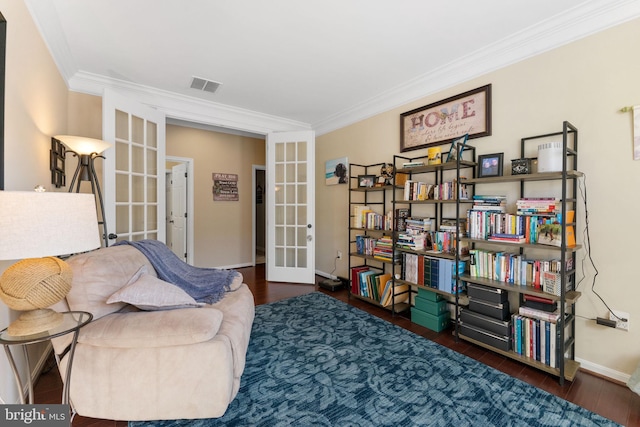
[190, 76, 222, 94]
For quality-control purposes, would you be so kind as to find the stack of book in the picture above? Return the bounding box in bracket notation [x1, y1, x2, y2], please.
[516, 197, 559, 216]
[372, 236, 399, 262]
[471, 195, 507, 211]
[402, 161, 425, 168]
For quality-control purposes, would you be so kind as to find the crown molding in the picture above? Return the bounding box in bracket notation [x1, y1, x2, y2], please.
[313, 0, 640, 135]
[68, 70, 311, 135]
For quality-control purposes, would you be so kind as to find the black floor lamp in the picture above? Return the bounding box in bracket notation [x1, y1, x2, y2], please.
[54, 135, 113, 248]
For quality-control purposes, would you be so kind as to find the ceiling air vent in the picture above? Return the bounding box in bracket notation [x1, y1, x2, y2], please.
[190, 76, 222, 94]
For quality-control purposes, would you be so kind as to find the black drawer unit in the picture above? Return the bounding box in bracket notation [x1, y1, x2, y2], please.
[467, 283, 508, 304]
[460, 308, 511, 336]
[460, 323, 511, 352]
[468, 297, 510, 321]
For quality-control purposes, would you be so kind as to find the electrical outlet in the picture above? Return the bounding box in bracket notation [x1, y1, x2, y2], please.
[337, 250, 342, 259]
[609, 310, 630, 331]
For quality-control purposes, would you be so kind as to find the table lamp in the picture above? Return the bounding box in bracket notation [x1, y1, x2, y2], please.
[0, 191, 100, 336]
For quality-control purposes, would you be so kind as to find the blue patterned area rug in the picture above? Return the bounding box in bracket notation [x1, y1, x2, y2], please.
[130, 292, 617, 427]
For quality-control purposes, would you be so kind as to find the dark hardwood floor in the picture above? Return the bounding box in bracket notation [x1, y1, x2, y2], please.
[34, 265, 640, 426]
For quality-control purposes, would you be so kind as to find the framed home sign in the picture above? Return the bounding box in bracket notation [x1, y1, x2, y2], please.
[400, 84, 491, 152]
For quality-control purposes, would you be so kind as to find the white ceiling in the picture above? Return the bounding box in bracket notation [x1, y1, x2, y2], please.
[25, 0, 640, 136]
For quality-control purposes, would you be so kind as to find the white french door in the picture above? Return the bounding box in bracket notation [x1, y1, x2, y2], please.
[102, 89, 166, 245]
[266, 131, 315, 284]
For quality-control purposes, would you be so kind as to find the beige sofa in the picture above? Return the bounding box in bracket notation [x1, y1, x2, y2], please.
[50, 244, 255, 421]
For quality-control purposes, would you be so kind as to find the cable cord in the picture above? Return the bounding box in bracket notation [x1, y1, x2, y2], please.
[577, 174, 626, 322]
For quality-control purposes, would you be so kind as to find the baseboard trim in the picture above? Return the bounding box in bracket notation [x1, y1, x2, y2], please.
[576, 357, 630, 385]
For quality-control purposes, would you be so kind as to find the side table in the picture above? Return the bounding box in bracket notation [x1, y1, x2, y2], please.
[0, 311, 92, 405]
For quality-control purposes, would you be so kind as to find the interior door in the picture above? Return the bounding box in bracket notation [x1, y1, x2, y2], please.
[266, 131, 315, 283]
[169, 162, 187, 261]
[102, 89, 166, 244]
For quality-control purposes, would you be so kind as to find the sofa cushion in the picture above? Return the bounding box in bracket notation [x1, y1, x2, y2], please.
[66, 246, 157, 319]
[78, 308, 223, 348]
[106, 272, 204, 310]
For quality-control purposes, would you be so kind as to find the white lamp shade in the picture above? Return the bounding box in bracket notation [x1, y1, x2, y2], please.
[54, 135, 113, 155]
[0, 191, 101, 260]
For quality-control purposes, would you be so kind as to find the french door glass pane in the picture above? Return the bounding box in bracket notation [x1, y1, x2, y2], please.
[116, 174, 128, 203]
[132, 116, 144, 144]
[116, 142, 129, 171]
[115, 110, 128, 140]
[132, 175, 144, 202]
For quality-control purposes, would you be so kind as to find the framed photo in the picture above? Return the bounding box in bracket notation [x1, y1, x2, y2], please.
[477, 153, 504, 178]
[358, 175, 375, 188]
[446, 134, 469, 162]
[400, 84, 491, 152]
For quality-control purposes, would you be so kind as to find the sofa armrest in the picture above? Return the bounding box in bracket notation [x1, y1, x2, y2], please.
[78, 308, 222, 348]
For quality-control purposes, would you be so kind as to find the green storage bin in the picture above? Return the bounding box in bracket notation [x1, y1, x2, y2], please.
[414, 296, 448, 316]
[416, 288, 442, 302]
[411, 307, 450, 332]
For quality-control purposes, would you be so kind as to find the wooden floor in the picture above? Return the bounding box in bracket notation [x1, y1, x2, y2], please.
[34, 265, 640, 426]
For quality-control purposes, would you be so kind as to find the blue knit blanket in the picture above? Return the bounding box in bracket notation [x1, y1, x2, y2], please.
[115, 239, 240, 304]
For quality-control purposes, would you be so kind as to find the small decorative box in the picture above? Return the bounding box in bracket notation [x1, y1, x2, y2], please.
[511, 158, 532, 175]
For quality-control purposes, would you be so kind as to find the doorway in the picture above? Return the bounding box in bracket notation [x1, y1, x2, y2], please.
[166, 156, 194, 264]
[253, 165, 266, 265]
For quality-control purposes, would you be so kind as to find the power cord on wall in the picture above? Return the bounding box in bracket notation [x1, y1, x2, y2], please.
[576, 174, 627, 322]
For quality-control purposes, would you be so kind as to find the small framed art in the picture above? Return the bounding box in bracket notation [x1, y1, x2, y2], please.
[358, 175, 375, 188]
[477, 153, 503, 178]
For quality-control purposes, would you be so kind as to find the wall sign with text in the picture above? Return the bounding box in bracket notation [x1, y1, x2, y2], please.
[400, 84, 491, 152]
[212, 173, 238, 201]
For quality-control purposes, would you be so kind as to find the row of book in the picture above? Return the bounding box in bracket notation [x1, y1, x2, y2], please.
[468, 248, 574, 289]
[351, 205, 393, 230]
[403, 180, 468, 201]
[350, 266, 409, 307]
[512, 307, 561, 368]
[466, 210, 575, 247]
[401, 253, 466, 294]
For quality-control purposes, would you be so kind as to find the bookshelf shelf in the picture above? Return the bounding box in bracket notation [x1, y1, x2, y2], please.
[348, 162, 403, 312]
[458, 333, 580, 381]
[460, 274, 581, 304]
[460, 237, 583, 252]
[456, 121, 581, 385]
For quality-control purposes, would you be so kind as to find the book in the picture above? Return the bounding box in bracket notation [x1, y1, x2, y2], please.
[542, 271, 562, 296]
[518, 306, 560, 323]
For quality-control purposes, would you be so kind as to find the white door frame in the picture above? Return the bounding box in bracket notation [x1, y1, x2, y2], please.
[166, 156, 195, 265]
[252, 164, 266, 266]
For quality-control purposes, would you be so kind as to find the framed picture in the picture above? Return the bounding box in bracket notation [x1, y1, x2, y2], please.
[477, 153, 504, 178]
[446, 134, 469, 162]
[400, 84, 491, 152]
[50, 137, 66, 188]
[358, 175, 375, 188]
[325, 156, 348, 185]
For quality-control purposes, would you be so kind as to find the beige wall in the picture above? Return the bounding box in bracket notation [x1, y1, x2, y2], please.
[0, 0, 70, 403]
[316, 18, 640, 378]
[166, 125, 265, 268]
